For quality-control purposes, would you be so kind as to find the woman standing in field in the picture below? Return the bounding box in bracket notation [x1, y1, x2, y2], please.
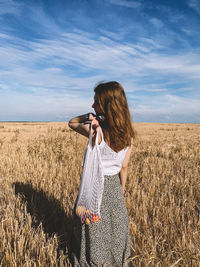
[69, 81, 135, 266]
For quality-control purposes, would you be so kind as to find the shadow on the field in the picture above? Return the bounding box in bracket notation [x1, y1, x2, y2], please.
[13, 181, 74, 261]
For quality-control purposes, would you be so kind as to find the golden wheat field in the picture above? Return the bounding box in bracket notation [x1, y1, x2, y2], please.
[0, 122, 200, 266]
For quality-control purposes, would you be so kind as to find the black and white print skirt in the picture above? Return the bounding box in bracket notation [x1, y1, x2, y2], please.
[72, 173, 131, 267]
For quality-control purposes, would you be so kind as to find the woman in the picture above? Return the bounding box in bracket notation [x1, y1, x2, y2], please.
[69, 81, 136, 266]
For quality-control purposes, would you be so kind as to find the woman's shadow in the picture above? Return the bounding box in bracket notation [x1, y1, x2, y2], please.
[13, 181, 75, 261]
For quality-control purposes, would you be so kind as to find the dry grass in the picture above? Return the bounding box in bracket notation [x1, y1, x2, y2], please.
[0, 122, 200, 266]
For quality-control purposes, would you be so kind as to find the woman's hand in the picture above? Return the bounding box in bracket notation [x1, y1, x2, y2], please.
[88, 113, 99, 130]
[92, 118, 100, 132]
[89, 113, 96, 121]
[91, 116, 100, 145]
[88, 114, 99, 137]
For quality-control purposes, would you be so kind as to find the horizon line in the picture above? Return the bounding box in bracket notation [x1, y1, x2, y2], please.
[0, 120, 199, 124]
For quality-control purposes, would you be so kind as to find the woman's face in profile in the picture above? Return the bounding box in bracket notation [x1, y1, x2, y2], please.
[92, 94, 102, 115]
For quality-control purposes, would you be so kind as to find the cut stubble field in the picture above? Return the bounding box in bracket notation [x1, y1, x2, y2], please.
[0, 122, 200, 266]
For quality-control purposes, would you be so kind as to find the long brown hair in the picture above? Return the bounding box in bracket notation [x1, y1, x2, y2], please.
[94, 81, 136, 152]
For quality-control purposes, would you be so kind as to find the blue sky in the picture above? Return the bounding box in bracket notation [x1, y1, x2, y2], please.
[0, 0, 200, 122]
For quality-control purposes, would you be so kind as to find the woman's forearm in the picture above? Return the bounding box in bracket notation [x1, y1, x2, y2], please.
[68, 114, 89, 137]
[119, 166, 128, 194]
[68, 113, 96, 137]
[69, 113, 89, 125]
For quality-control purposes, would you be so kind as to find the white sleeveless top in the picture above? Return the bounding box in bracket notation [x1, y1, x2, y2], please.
[98, 127, 129, 176]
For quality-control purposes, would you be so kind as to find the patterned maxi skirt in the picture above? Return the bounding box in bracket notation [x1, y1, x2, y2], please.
[72, 173, 131, 266]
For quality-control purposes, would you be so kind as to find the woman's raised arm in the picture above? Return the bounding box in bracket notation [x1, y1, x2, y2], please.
[68, 113, 99, 138]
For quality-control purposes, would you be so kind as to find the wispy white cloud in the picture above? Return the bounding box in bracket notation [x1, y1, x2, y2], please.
[0, 29, 200, 122]
[142, 52, 200, 80]
[1, 30, 200, 88]
[0, 0, 22, 15]
[99, 29, 124, 41]
[132, 94, 200, 123]
[108, 0, 142, 9]
[188, 0, 200, 15]
[150, 18, 164, 29]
